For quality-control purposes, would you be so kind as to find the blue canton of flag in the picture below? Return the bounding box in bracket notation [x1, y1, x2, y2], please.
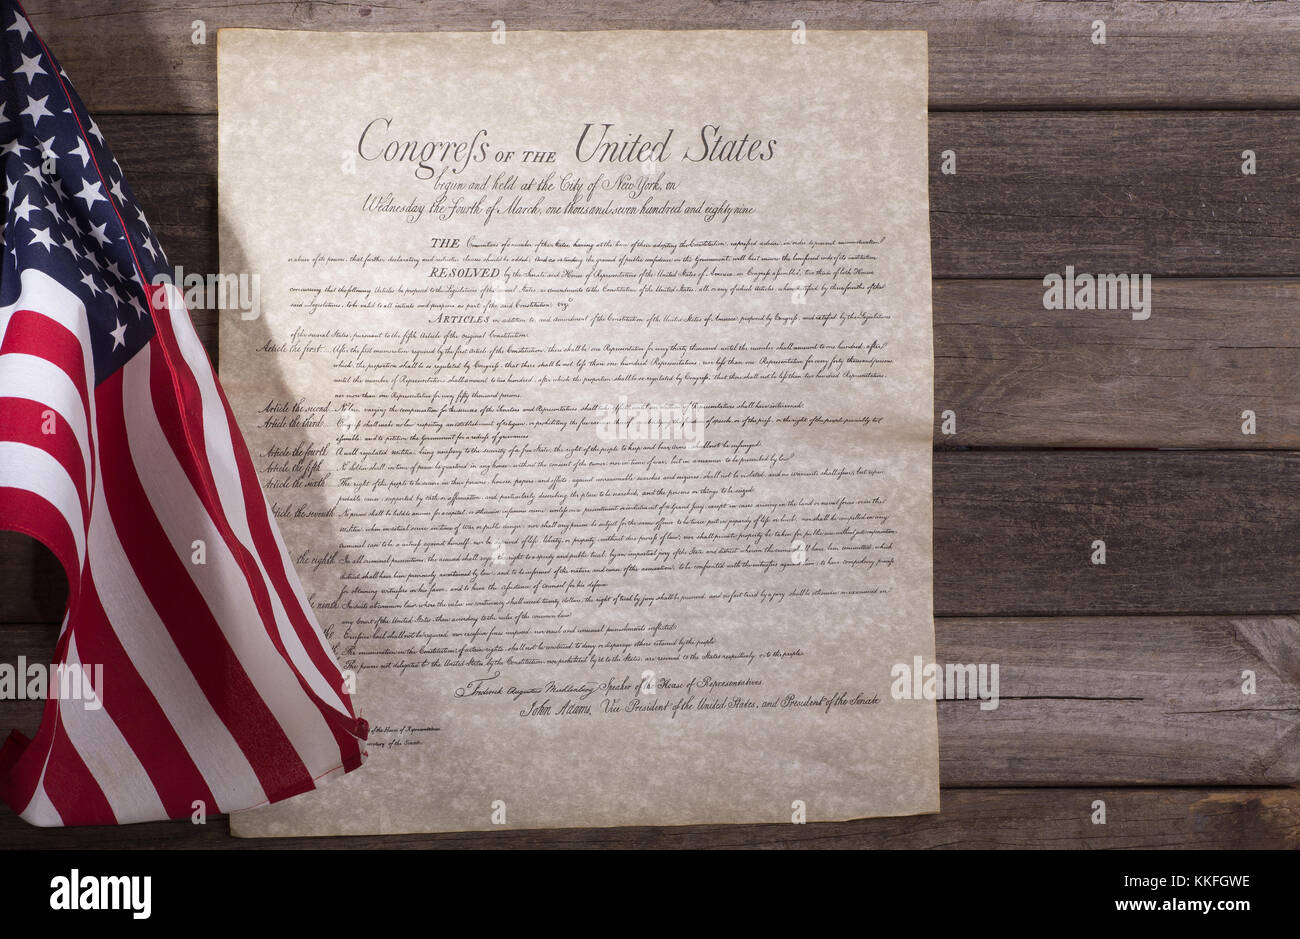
[0, 4, 165, 384]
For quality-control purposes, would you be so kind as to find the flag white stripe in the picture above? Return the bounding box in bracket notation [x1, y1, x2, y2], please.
[17, 770, 62, 827]
[59, 635, 168, 824]
[11, 617, 65, 827]
[0, 269, 95, 396]
[119, 349, 342, 778]
[0, 351, 92, 491]
[264, 492, 350, 675]
[0, 440, 85, 562]
[87, 430, 268, 811]
[162, 288, 349, 713]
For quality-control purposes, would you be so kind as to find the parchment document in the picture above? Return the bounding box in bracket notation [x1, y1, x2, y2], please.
[217, 29, 936, 835]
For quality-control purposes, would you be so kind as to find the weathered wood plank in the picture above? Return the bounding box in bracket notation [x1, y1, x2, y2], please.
[2, 452, 1295, 621]
[0, 534, 65, 627]
[934, 279, 1300, 449]
[933, 451, 1299, 616]
[24, 0, 1300, 113]
[4, 615, 1296, 786]
[937, 615, 1300, 786]
[931, 111, 1300, 277]
[0, 787, 1294, 849]
[101, 112, 1300, 282]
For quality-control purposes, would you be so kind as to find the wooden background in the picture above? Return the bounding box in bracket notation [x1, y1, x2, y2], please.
[1, 0, 1297, 849]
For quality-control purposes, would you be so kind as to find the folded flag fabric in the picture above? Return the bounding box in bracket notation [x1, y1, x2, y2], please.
[0, 0, 367, 826]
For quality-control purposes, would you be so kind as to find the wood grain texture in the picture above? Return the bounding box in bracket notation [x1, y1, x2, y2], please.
[1, 787, 1295, 849]
[932, 111, 1300, 277]
[4, 615, 1296, 788]
[100, 112, 1300, 282]
[936, 615, 1300, 786]
[3, 452, 1295, 622]
[22, 0, 1300, 113]
[934, 278, 1300, 449]
[933, 451, 1299, 617]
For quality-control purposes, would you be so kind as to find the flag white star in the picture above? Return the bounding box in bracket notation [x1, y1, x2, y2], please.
[10, 11, 31, 44]
[141, 238, 159, 261]
[27, 227, 56, 251]
[128, 294, 147, 318]
[67, 137, 90, 166]
[14, 53, 45, 82]
[12, 195, 36, 221]
[0, 103, 8, 125]
[4, 176, 17, 203]
[104, 259, 123, 279]
[110, 178, 126, 202]
[105, 283, 124, 306]
[87, 118, 104, 145]
[60, 232, 81, 258]
[88, 221, 112, 247]
[110, 320, 128, 350]
[21, 95, 52, 125]
[80, 271, 101, 296]
[0, 140, 25, 158]
[75, 178, 107, 209]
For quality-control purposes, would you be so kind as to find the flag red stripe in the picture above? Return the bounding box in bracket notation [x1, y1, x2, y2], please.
[0, 307, 95, 500]
[215, 383, 368, 762]
[154, 300, 365, 720]
[215, 370, 360, 717]
[73, 573, 219, 817]
[1, 309, 91, 406]
[148, 304, 366, 758]
[0, 623, 70, 818]
[93, 366, 317, 799]
[36, 710, 115, 826]
[0, 485, 82, 600]
[0, 398, 89, 519]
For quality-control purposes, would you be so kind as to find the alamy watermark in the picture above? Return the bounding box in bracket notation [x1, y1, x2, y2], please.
[0, 657, 103, 710]
[890, 656, 1000, 710]
[50, 869, 150, 919]
[1042, 265, 1151, 320]
[152, 265, 261, 320]
[595, 395, 703, 448]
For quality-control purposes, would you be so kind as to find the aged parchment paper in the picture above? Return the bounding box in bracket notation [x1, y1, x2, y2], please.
[217, 28, 936, 835]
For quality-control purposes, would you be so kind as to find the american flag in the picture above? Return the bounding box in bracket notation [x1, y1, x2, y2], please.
[0, 0, 367, 826]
